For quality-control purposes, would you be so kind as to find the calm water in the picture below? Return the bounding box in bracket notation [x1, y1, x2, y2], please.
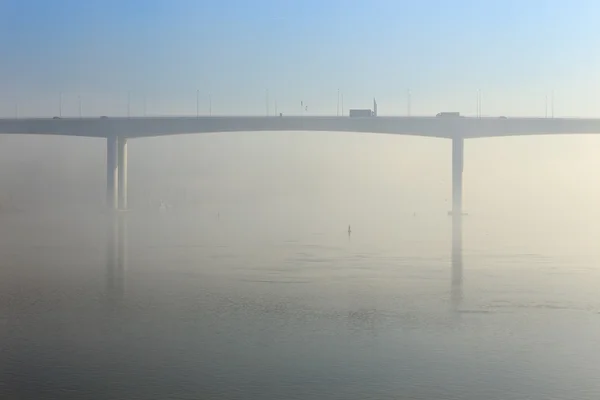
[1, 133, 600, 399]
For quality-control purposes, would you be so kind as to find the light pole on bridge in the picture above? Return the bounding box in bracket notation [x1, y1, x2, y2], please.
[266, 89, 269, 116]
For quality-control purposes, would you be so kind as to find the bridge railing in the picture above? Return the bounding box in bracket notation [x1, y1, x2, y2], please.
[1, 91, 596, 119]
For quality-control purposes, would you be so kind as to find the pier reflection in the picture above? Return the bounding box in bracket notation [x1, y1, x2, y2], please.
[451, 217, 463, 311]
[105, 213, 127, 308]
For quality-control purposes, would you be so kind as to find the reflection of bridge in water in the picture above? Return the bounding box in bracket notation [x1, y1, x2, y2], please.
[105, 214, 127, 307]
[451, 221, 463, 312]
[104, 214, 465, 315]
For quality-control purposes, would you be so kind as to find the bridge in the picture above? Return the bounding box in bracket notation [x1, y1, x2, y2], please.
[2, 115, 600, 218]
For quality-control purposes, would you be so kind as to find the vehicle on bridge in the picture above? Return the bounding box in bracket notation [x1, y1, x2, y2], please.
[349, 98, 378, 117]
[349, 109, 374, 117]
[436, 112, 461, 117]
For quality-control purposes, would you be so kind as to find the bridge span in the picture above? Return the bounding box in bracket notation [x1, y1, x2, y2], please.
[1, 115, 600, 217]
[2, 116, 600, 139]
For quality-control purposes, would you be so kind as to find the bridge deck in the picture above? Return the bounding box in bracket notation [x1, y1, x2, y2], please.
[1, 116, 600, 139]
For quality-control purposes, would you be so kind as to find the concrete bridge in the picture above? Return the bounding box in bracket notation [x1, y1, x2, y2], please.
[2, 115, 600, 217]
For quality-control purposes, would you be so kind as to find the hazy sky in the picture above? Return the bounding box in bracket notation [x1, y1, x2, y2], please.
[2, 0, 600, 117]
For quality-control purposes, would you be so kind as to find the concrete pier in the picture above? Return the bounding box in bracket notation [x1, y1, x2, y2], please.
[452, 137, 464, 224]
[117, 137, 128, 210]
[106, 136, 118, 209]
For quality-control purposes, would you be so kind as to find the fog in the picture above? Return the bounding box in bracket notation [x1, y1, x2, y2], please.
[3, 0, 600, 397]
[2, 129, 600, 272]
[3, 130, 600, 218]
[3, 130, 600, 256]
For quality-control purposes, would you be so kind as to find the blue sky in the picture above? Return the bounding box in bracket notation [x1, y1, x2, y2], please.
[1, 0, 600, 117]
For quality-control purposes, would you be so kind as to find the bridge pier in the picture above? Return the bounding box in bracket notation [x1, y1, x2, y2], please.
[451, 136, 464, 312]
[106, 136, 118, 209]
[117, 137, 128, 210]
[105, 136, 129, 210]
[451, 136, 464, 224]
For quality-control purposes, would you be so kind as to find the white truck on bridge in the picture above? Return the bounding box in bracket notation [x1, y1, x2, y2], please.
[349, 109, 374, 117]
[436, 112, 461, 117]
[349, 98, 378, 117]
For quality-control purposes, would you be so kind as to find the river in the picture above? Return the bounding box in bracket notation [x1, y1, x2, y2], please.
[0, 132, 599, 399]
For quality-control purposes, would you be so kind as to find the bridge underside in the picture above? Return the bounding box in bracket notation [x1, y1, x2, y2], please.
[2, 116, 600, 139]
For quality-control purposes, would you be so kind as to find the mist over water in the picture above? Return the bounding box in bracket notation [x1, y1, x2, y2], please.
[1, 132, 600, 399]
